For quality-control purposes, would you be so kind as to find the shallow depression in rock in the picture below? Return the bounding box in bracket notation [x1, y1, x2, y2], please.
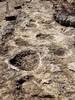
[9, 50, 39, 71]
[53, 2, 75, 28]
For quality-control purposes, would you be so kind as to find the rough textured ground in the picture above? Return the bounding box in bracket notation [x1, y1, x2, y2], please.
[0, 0, 75, 100]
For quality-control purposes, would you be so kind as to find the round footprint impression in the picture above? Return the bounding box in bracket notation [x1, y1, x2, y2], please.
[54, 3, 75, 27]
[9, 49, 39, 71]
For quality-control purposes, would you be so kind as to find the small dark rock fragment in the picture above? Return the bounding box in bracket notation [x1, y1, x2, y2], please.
[15, 75, 33, 91]
[16, 75, 33, 85]
[39, 94, 55, 98]
[36, 33, 52, 40]
[5, 15, 17, 21]
[14, 6, 22, 10]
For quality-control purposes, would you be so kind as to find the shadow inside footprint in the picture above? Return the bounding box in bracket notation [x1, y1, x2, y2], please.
[15, 38, 30, 46]
[53, 3, 75, 27]
[9, 50, 39, 71]
[0, 42, 9, 55]
[36, 33, 53, 40]
[2, 31, 14, 42]
[49, 44, 66, 56]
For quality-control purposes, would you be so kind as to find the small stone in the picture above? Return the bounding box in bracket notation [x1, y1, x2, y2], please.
[14, 6, 22, 10]
[5, 16, 17, 21]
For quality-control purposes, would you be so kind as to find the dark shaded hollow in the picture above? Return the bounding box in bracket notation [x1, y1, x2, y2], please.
[36, 33, 46, 38]
[16, 75, 33, 86]
[73, 41, 75, 47]
[32, 94, 55, 99]
[16, 78, 25, 86]
[54, 48, 65, 56]
[39, 95, 55, 98]
[54, 12, 69, 27]
[5, 15, 17, 21]
[1, 32, 14, 42]
[0, 42, 9, 55]
[53, 2, 75, 27]
[54, 11, 75, 27]
[36, 33, 51, 39]
[0, 0, 6, 2]
[15, 38, 29, 46]
[9, 50, 39, 71]
[14, 6, 22, 9]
